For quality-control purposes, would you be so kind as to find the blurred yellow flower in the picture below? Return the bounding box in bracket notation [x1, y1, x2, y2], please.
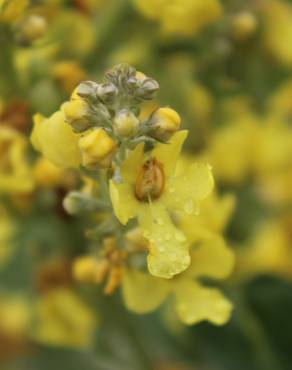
[0, 295, 31, 337]
[205, 115, 257, 184]
[235, 220, 292, 280]
[123, 235, 233, 325]
[262, 0, 292, 65]
[31, 111, 81, 168]
[31, 288, 96, 348]
[133, 0, 223, 36]
[110, 131, 214, 279]
[0, 127, 34, 193]
[0, 0, 28, 23]
[52, 61, 87, 93]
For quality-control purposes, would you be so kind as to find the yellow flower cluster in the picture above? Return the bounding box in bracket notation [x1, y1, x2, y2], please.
[30, 65, 234, 327]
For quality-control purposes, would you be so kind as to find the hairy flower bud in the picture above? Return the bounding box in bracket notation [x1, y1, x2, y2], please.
[97, 82, 118, 104]
[150, 107, 181, 141]
[136, 78, 159, 100]
[78, 128, 117, 169]
[76, 81, 99, 100]
[62, 94, 93, 133]
[113, 110, 140, 137]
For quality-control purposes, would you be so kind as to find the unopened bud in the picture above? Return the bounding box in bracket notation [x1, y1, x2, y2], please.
[78, 128, 117, 169]
[113, 110, 140, 137]
[62, 94, 93, 132]
[136, 78, 159, 100]
[76, 81, 99, 100]
[97, 82, 118, 104]
[150, 107, 181, 141]
[73, 256, 97, 283]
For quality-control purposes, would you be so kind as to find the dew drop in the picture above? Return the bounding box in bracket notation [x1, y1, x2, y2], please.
[157, 218, 164, 226]
[169, 252, 177, 262]
[184, 199, 193, 214]
[165, 233, 171, 241]
[174, 231, 186, 242]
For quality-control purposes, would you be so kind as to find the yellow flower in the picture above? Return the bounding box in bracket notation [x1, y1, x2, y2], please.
[123, 235, 234, 325]
[33, 157, 64, 188]
[110, 131, 214, 279]
[78, 128, 117, 169]
[31, 288, 96, 348]
[0, 294, 31, 337]
[204, 114, 258, 184]
[179, 192, 236, 242]
[251, 118, 292, 176]
[262, 0, 292, 66]
[133, 0, 223, 36]
[235, 220, 292, 281]
[268, 79, 292, 118]
[52, 61, 87, 93]
[0, 0, 28, 23]
[0, 127, 34, 193]
[31, 111, 81, 168]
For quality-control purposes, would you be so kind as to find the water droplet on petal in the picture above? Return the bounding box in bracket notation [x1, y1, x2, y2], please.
[169, 252, 177, 262]
[169, 186, 175, 193]
[174, 231, 186, 242]
[184, 199, 193, 214]
[165, 233, 171, 241]
[157, 218, 164, 226]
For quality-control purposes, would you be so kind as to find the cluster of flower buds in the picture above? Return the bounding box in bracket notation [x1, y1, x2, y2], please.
[61, 64, 181, 171]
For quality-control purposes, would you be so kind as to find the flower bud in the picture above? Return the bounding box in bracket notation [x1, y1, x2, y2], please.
[231, 12, 257, 41]
[73, 256, 97, 283]
[62, 95, 92, 133]
[113, 110, 140, 137]
[78, 128, 117, 169]
[136, 78, 159, 100]
[150, 107, 181, 141]
[18, 15, 47, 43]
[76, 81, 99, 100]
[97, 82, 118, 104]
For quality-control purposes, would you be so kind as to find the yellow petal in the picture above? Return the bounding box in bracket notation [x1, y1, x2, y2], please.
[121, 143, 144, 184]
[109, 180, 140, 225]
[151, 130, 188, 177]
[165, 162, 214, 215]
[174, 280, 233, 325]
[187, 235, 234, 280]
[122, 269, 169, 314]
[138, 202, 190, 279]
[30, 111, 81, 168]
